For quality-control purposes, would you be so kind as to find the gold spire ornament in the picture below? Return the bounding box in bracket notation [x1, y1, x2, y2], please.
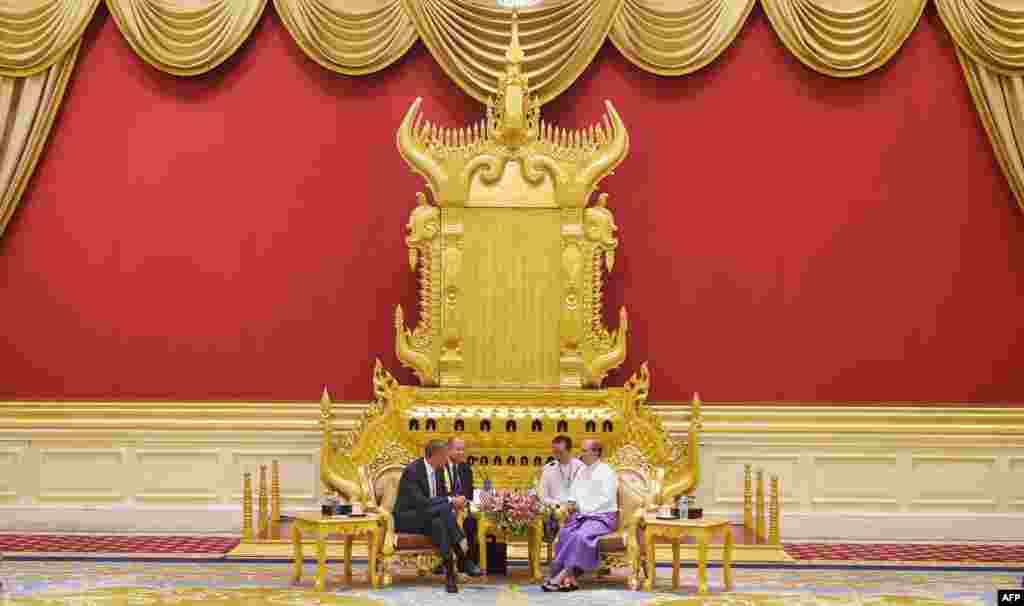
[770, 474, 781, 545]
[271, 460, 281, 539]
[258, 464, 268, 540]
[743, 463, 753, 530]
[242, 471, 254, 541]
[755, 468, 765, 541]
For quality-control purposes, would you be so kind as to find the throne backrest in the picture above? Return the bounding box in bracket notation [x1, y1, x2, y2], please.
[606, 444, 661, 529]
[369, 464, 407, 512]
[394, 14, 630, 391]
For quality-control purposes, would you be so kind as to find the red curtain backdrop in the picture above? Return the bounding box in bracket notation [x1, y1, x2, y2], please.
[1, 4, 1022, 403]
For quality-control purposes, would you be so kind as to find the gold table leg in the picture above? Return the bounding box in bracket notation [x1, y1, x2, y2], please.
[291, 525, 303, 585]
[530, 522, 543, 583]
[477, 519, 489, 575]
[723, 526, 734, 591]
[671, 539, 680, 590]
[344, 535, 354, 584]
[643, 527, 655, 592]
[315, 527, 328, 592]
[368, 528, 379, 589]
[696, 531, 709, 595]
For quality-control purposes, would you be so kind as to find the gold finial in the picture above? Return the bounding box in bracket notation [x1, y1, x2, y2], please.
[769, 474, 781, 545]
[242, 471, 254, 541]
[319, 386, 333, 432]
[743, 464, 753, 530]
[490, 10, 535, 148]
[258, 464, 269, 540]
[506, 12, 524, 66]
[270, 460, 281, 539]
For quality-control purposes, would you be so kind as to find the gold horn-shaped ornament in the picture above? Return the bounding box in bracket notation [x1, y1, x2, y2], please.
[572, 102, 629, 201]
[397, 98, 446, 200]
[318, 387, 366, 505]
[583, 306, 628, 387]
[659, 391, 702, 502]
[394, 304, 436, 385]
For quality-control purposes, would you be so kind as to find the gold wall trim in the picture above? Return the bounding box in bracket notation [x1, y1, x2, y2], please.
[0, 401, 1021, 434]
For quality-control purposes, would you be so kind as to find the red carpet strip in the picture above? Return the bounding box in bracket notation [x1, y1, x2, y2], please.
[0, 535, 238, 558]
[784, 542, 1024, 563]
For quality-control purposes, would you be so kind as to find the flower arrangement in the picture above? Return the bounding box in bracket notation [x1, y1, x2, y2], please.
[478, 490, 543, 537]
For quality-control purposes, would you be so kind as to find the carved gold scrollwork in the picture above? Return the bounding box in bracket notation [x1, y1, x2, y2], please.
[318, 388, 367, 505]
[580, 193, 626, 387]
[404, 193, 439, 355]
[395, 305, 437, 386]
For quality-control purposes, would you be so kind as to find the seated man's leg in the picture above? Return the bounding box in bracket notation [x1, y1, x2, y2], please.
[552, 516, 615, 582]
[430, 516, 453, 557]
[462, 514, 480, 570]
[426, 502, 469, 557]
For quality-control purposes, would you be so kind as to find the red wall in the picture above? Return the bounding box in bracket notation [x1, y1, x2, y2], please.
[1, 5, 1022, 403]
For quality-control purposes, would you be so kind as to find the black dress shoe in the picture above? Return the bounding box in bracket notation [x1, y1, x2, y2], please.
[460, 561, 483, 577]
[445, 559, 459, 593]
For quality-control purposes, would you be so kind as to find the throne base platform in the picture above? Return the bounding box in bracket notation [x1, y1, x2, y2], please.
[226, 522, 792, 564]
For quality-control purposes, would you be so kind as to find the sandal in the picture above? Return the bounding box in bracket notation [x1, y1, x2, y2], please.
[541, 581, 561, 592]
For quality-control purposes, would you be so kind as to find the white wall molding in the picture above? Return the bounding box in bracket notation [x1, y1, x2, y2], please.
[1, 402, 1022, 539]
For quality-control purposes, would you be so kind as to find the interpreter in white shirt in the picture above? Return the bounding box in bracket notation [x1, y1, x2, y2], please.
[542, 439, 619, 592]
[540, 435, 585, 507]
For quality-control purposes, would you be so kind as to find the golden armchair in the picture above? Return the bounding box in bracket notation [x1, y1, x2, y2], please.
[361, 448, 472, 587]
[552, 391, 701, 590]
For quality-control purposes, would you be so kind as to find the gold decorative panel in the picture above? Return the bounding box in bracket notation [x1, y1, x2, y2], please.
[458, 208, 562, 386]
[394, 13, 628, 390]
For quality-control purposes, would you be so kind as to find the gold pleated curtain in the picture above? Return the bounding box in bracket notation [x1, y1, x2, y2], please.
[2, 0, 1024, 241]
[936, 0, 1024, 213]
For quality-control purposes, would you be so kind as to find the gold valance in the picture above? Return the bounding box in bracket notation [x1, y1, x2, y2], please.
[106, 0, 268, 76]
[936, 0, 1024, 76]
[0, 0, 100, 77]
[761, 0, 928, 78]
[6, 0, 1024, 88]
[609, 0, 756, 77]
[400, 0, 622, 105]
[274, 0, 417, 75]
[4, 1, 1024, 88]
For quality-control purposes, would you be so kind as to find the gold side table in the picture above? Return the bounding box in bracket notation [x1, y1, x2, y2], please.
[476, 515, 544, 582]
[291, 513, 381, 591]
[642, 517, 734, 594]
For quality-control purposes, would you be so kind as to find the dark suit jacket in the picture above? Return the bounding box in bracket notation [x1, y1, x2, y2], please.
[393, 459, 450, 532]
[442, 461, 474, 500]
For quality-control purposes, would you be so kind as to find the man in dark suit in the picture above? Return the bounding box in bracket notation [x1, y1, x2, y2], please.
[437, 437, 482, 576]
[393, 439, 479, 593]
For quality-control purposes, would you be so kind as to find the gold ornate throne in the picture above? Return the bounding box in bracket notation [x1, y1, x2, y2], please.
[318, 13, 702, 588]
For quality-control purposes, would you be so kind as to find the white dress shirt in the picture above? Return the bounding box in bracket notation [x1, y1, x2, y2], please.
[423, 458, 437, 498]
[540, 457, 584, 506]
[569, 460, 618, 515]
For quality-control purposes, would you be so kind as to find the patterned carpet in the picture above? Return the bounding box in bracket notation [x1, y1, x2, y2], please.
[0, 561, 1020, 606]
[3, 534, 1024, 566]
